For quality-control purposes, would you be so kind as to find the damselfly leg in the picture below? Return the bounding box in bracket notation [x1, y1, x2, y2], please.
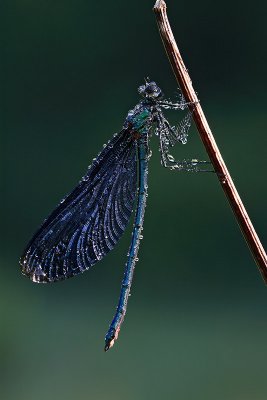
[156, 101, 214, 173]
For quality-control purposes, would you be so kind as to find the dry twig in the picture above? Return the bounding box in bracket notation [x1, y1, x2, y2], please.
[154, 0, 267, 283]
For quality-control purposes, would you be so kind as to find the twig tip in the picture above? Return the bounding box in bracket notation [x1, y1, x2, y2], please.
[153, 0, 166, 12]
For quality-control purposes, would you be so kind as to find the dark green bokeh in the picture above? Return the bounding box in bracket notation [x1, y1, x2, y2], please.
[2, 1, 267, 399]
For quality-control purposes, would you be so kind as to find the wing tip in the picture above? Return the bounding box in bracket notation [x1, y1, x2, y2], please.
[20, 257, 85, 284]
[21, 266, 49, 284]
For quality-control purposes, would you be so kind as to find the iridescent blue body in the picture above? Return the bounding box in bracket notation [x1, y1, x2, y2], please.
[20, 81, 211, 350]
[104, 107, 150, 350]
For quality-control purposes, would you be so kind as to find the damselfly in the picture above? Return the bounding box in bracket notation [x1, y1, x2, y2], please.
[20, 80, 211, 351]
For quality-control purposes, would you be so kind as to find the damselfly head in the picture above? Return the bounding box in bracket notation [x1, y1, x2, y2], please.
[138, 81, 163, 100]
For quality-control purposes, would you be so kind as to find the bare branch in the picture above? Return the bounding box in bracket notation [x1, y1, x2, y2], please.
[154, 0, 267, 284]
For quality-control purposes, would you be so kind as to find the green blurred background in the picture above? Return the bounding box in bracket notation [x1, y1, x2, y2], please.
[2, 0, 267, 399]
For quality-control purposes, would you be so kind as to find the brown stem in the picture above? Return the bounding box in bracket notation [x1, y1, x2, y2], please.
[154, 0, 267, 284]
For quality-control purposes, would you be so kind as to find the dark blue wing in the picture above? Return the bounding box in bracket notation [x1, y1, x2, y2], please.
[20, 129, 138, 283]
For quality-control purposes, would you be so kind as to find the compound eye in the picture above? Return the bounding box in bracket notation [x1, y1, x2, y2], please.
[148, 83, 162, 98]
[146, 82, 157, 93]
[138, 81, 162, 99]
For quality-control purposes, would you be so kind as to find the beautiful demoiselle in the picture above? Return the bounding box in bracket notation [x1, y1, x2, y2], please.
[20, 80, 211, 350]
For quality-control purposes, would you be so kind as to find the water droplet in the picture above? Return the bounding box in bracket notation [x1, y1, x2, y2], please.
[167, 154, 175, 162]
